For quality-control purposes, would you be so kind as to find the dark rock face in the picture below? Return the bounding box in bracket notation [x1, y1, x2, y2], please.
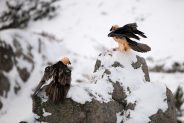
[33, 97, 123, 123]
[0, 100, 2, 109]
[132, 55, 150, 82]
[0, 72, 10, 97]
[94, 59, 101, 72]
[17, 67, 31, 82]
[0, 40, 13, 110]
[33, 80, 136, 123]
[112, 61, 124, 68]
[0, 0, 58, 30]
[112, 82, 127, 103]
[0, 40, 14, 72]
[32, 52, 176, 123]
[149, 88, 177, 123]
[0, 39, 34, 83]
[0, 38, 34, 110]
[149, 61, 184, 73]
[13, 38, 34, 82]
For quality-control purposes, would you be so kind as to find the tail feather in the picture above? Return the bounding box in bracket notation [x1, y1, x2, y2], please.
[46, 82, 65, 104]
[127, 38, 151, 52]
[129, 43, 151, 52]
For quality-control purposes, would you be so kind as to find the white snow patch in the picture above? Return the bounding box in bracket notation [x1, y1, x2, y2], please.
[116, 112, 123, 123]
[67, 85, 92, 104]
[125, 82, 167, 123]
[43, 108, 52, 117]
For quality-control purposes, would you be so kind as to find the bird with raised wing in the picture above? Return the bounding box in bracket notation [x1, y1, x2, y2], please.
[108, 23, 151, 52]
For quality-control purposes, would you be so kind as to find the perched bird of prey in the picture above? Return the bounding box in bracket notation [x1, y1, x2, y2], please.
[33, 57, 71, 104]
[108, 23, 151, 52]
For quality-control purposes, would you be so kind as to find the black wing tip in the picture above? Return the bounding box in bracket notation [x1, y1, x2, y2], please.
[142, 35, 147, 38]
[139, 33, 147, 38]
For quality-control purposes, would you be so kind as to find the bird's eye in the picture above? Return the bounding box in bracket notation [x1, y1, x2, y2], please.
[45, 66, 50, 72]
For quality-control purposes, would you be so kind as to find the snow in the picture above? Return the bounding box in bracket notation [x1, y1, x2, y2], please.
[125, 82, 167, 123]
[67, 85, 92, 104]
[27, 0, 184, 66]
[116, 112, 123, 123]
[150, 72, 184, 93]
[66, 50, 168, 123]
[92, 51, 168, 123]
[0, 0, 184, 122]
[42, 108, 52, 117]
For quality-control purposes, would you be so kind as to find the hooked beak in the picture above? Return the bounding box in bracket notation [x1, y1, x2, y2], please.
[108, 32, 114, 37]
[68, 60, 71, 65]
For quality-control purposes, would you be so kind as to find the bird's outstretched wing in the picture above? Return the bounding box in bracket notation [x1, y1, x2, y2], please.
[122, 23, 147, 38]
[108, 23, 147, 40]
[127, 38, 151, 52]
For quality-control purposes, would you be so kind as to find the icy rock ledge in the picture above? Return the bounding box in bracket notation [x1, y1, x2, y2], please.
[32, 50, 176, 123]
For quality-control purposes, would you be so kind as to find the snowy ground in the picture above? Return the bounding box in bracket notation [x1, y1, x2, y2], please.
[0, 0, 184, 122]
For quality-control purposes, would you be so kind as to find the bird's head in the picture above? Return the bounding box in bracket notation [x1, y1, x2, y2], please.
[60, 57, 71, 65]
[110, 24, 119, 31]
[108, 24, 120, 37]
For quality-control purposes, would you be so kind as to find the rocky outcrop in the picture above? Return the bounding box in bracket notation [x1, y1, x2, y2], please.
[148, 57, 184, 73]
[32, 50, 177, 123]
[0, 30, 51, 111]
[0, 35, 34, 109]
[149, 88, 176, 123]
[0, 29, 69, 117]
[0, 0, 58, 30]
[0, 72, 10, 98]
[33, 97, 123, 123]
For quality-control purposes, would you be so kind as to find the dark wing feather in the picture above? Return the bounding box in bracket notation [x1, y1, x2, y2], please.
[123, 23, 147, 39]
[36, 61, 71, 104]
[48, 64, 71, 103]
[108, 23, 147, 40]
[123, 23, 137, 30]
[46, 81, 65, 104]
[134, 30, 147, 38]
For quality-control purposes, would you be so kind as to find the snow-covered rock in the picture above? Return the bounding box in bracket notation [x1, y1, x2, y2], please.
[0, 29, 68, 115]
[0, 29, 94, 122]
[32, 50, 176, 123]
